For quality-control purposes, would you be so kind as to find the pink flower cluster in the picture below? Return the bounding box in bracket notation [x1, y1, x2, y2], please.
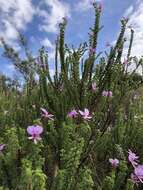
[79, 108, 92, 120]
[128, 149, 143, 184]
[26, 107, 54, 144]
[40, 108, 54, 120]
[131, 165, 143, 183]
[0, 144, 6, 152]
[68, 109, 78, 118]
[27, 125, 43, 144]
[128, 149, 139, 167]
[27, 107, 92, 144]
[108, 149, 143, 184]
[109, 158, 119, 168]
[102, 90, 113, 97]
[68, 108, 92, 121]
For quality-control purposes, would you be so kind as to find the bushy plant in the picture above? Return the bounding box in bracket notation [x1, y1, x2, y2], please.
[0, 2, 143, 190]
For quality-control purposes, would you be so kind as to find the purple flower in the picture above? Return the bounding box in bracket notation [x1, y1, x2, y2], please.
[68, 109, 78, 118]
[79, 108, 92, 120]
[131, 165, 143, 183]
[102, 90, 113, 97]
[108, 91, 113, 97]
[102, 90, 108, 97]
[109, 158, 119, 168]
[27, 125, 43, 144]
[128, 149, 139, 167]
[0, 144, 6, 152]
[40, 108, 54, 120]
[92, 82, 97, 91]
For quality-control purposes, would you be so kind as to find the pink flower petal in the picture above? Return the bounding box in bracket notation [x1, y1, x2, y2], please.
[84, 108, 89, 115]
[40, 108, 48, 114]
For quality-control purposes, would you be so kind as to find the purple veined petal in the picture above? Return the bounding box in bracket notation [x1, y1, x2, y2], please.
[27, 126, 35, 135]
[48, 116, 54, 121]
[68, 109, 78, 118]
[79, 110, 84, 116]
[109, 158, 119, 168]
[27, 125, 43, 144]
[40, 108, 48, 115]
[79, 108, 92, 120]
[0, 144, 6, 151]
[134, 165, 143, 176]
[68, 112, 72, 117]
[46, 114, 54, 120]
[48, 114, 54, 117]
[108, 91, 113, 97]
[131, 173, 141, 183]
[102, 90, 108, 96]
[41, 113, 46, 117]
[134, 165, 143, 183]
[34, 125, 43, 135]
[83, 116, 92, 121]
[84, 108, 89, 116]
[41, 108, 54, 119]
[128, 149, 139, 167]
[87, 116, 92, 119]
[131, 173, 142, 184]
[27, 125, 43, 135]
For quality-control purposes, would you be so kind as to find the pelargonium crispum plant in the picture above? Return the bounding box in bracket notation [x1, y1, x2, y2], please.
[0, 2, 143, 190]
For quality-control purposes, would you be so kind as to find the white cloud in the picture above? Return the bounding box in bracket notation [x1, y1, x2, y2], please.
[0, 0, 70, 47]
[75, 0, 101, 12]
[40, 38, 54, 49]
[124, 0, 143, 57]
[0, 0, 35, 46]
[37, 0, 70, 33]
[124, 5, 134, 18]
[0, 63, 16, 77]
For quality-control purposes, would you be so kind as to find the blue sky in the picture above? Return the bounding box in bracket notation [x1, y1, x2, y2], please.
[0, 0, 143, 77]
